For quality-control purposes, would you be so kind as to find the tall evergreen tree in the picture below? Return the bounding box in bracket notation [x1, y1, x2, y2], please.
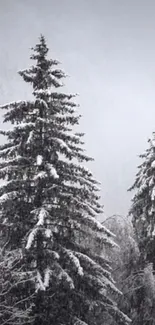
[129, 133, 155, 267]
[0, 35, 130, 325]
[129, 133, 155, 324]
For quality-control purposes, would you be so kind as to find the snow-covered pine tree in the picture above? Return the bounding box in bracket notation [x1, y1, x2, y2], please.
[0, 35, 130, 325]
[129, 132, 155, 268]
[129, 134, 155, 324]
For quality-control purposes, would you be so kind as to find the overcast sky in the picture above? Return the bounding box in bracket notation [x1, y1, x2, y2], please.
[0, 0, 155, 218]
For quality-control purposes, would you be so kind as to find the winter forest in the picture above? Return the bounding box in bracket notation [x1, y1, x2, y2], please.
[0, 34, 155, 325]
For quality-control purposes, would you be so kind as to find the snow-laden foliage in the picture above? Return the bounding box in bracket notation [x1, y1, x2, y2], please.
[129, 133, 155, 267]
[128, 135, 155, 324]
[0, 248, 36, 325]
[0, 35, 130, 325]
[104, 215, 155, 325]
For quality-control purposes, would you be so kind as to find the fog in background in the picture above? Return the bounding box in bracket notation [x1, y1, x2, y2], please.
[0, 0, 155, 218]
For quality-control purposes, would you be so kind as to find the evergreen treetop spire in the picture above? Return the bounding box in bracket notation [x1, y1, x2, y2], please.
[19, 34, 63, 91]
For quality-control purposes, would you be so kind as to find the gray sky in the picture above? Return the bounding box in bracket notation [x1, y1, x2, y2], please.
[0, 0, 155, 218]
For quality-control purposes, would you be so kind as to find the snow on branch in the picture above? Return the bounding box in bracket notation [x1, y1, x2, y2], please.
[73, 317, 88, 325]
[35, 98, 48, 110]
[56, 263, 74, 289]
[14, 122, 35, 129]
[36, 155, 43, 166]
[80, 214, 115, 238]
[101, 274, 122, 295]
[26, 130, 34, 144]
[45, 228, 52, 238]
[0, 144, 19, 156]
[35, 268, 52, 292]
[62, 248, 84, 276]
[3, 155, 30, 165]
[36, 207, 49, 226]
[75, 252, 113, 281]
[44, 268, 51, 288]
[0, 191, 18, 203]
[0, 122, 35, 136]
[33, 171, 47, 181]
[25, 207, 51, 248]
[25, 228, 38, 250]
[33, 89, 52, 96]
[0, 100, 28, 109]
[151, 187, 155, 201]
[84, 273, 107, 294]
[52, 137, 72, 153]
[151, 160, 155, 168]
[108, 305, 131, 324]
[47, 163, 59, 179]
[36, 270, 46, 291]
